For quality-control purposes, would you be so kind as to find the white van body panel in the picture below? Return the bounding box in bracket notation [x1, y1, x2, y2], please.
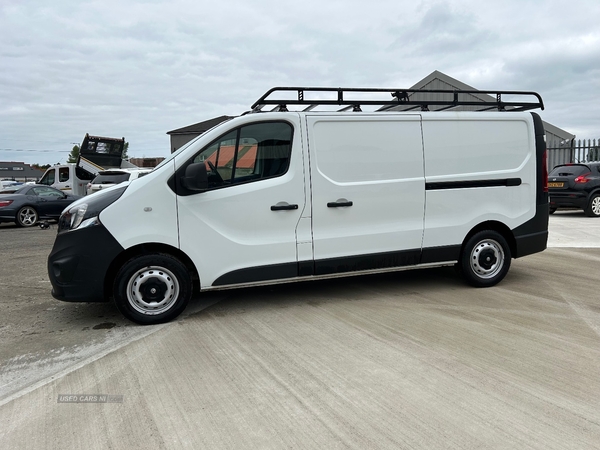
[306, 114, 425, 262]
[421, 114, 536, 249]
[99, 161, 179, 249]
[96, 110, 540, 287]
[175, 114, 306, 288]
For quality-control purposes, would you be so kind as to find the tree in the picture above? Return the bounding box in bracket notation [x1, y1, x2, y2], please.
[122, 141, 129, 160]
[31, 163, 51, 171]
[67, 145, 80, 163]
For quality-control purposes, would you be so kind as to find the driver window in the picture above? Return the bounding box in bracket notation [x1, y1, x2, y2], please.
[40, 170, 55, 185]
[192, 121, 293, 189]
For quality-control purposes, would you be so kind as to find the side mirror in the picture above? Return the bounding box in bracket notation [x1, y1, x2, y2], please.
[182, 162, 208, 192]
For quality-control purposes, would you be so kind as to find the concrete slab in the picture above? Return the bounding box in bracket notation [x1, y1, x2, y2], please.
[1, 216, 600, 449]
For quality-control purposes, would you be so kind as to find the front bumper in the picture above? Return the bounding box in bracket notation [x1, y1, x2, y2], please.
[48, 224, 124, 302]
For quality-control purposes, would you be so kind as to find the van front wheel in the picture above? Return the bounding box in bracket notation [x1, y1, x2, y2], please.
[460, 231, 511, 287]
[114, 254, 192, 324]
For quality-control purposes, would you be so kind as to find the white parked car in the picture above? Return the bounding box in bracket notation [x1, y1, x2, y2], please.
[86, 168, 152, 195]
[0, 180, 23, 189]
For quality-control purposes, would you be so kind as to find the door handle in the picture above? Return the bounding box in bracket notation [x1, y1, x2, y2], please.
[271, 203, 299, 211]
[327, 200, 353, 208]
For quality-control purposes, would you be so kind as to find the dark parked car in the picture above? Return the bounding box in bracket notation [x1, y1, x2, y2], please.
[548, 162, 600, 217]
[0, 185, 81, 227]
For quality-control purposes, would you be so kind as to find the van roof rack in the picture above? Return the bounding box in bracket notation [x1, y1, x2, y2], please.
[250, 87, 544, 113]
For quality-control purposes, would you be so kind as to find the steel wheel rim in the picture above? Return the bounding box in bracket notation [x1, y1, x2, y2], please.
[126, 266, 180, 315]
[19, 207, 37, 226]
[470, 239, 505, 279]
[592, 197, 600, 216]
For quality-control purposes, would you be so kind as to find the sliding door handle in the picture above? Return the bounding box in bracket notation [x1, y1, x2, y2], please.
[327, 199, 353, 208]
[271, 202, 299, 211]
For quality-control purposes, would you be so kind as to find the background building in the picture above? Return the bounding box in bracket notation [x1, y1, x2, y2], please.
[0, 162, 44, 182]
[167, 115, 234, 153]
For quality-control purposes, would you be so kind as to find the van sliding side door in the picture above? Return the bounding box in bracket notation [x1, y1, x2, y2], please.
[307, 115, 425, 275]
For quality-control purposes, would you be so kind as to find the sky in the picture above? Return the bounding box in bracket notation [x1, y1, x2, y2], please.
[1, 0, 599, 166]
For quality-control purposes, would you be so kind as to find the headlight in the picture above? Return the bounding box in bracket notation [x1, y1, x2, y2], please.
[58, 185, 127, 233]
[59, 204, 99, 232]
[70, 203, 88, 229]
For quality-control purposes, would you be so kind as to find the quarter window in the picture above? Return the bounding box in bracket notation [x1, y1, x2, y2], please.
[192, 122, 293, 189]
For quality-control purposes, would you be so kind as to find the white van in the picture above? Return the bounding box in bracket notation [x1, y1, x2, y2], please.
[48, 87, 549, 324]
[38, 164, 93, 196]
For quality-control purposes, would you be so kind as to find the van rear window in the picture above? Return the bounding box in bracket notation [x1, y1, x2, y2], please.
[549, 165, 589, 177]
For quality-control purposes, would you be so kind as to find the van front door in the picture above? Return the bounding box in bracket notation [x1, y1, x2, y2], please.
[53, 166, 73, 193]
[176, 118, 305, 288]
[307, 115, 425, 275]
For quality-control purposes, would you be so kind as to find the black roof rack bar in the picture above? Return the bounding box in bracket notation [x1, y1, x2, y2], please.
[251, 87, 544, 112]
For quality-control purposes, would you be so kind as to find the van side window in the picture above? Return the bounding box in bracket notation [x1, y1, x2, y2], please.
[59, 167, 69, 182]
[192, 122, 293, 189]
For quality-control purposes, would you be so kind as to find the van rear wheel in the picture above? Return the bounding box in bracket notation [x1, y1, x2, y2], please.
[114, 254, 192, 324]
[460, 230, 511, 287]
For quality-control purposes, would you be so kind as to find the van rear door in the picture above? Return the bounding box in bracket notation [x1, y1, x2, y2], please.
[307, 115, 425, 274]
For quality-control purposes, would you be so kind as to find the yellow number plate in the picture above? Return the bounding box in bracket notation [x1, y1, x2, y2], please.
[548, 182, 564, 188]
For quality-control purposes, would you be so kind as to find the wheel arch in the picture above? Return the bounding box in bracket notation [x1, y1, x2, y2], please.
[586, 188, 600, 201]
[104, 243, 200, 301]
[461, 221, 516, 259]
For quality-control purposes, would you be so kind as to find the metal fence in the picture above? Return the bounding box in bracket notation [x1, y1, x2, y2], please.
[548, 138, 600, 169]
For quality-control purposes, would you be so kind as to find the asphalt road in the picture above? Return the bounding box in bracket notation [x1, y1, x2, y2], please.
[1, 212, 599, 449]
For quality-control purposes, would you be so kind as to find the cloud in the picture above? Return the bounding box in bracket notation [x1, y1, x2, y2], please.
[1, 0, 599, 165]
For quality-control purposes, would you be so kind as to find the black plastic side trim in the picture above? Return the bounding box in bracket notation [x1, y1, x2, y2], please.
[298, 261, 314, 277]
[213, 262, 298, 286]
[315, 249, 421, 275]
[213, 249, 432, 286]
[426, 178, 522, 190]
[421, 245, 461, 264]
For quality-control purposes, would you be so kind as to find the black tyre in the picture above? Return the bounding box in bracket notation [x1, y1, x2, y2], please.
[16, 206, 39, 227]
[584, 194, 600, 217]
[114, 254, 192, 324]
[460, 230, 511, 287]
